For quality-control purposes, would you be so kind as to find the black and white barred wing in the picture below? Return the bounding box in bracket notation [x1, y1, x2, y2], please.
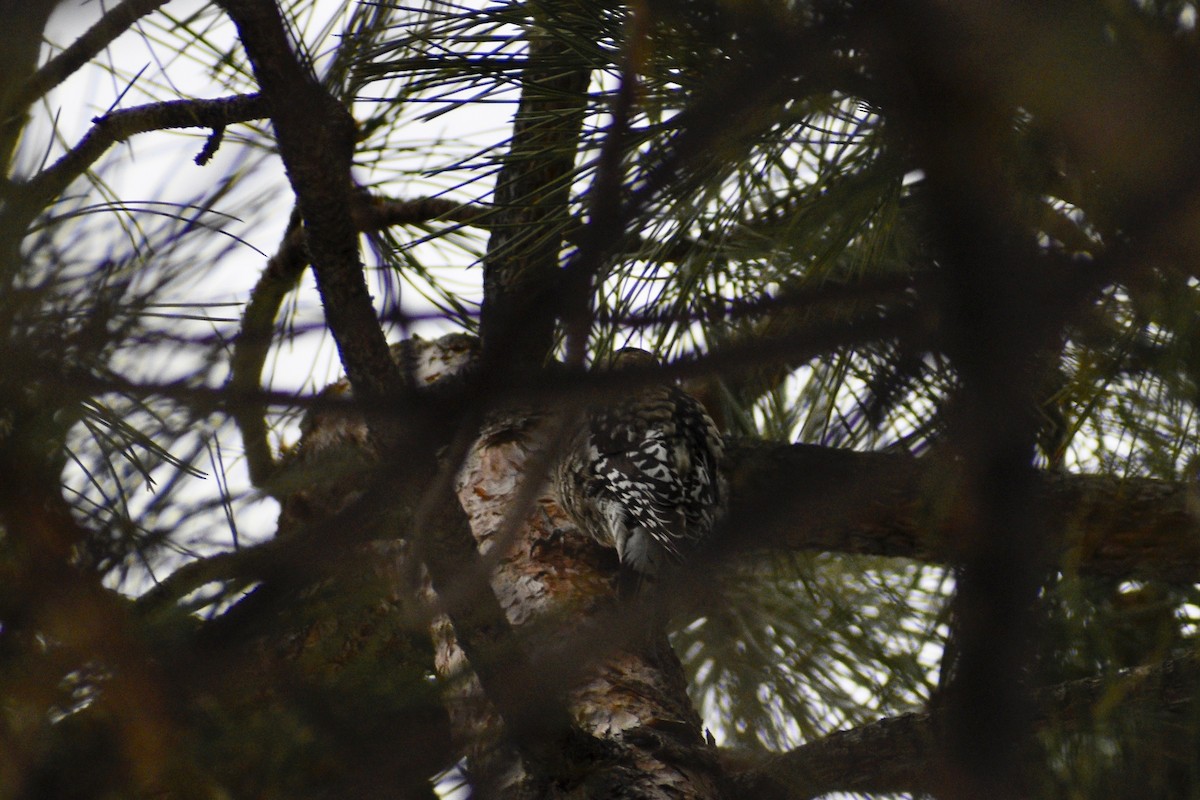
[560, 383, 724, 576]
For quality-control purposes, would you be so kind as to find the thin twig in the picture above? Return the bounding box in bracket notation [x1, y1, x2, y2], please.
[16, 93, 268, 221]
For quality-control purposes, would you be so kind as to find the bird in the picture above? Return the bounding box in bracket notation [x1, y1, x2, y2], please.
[554, 348, 725, 584]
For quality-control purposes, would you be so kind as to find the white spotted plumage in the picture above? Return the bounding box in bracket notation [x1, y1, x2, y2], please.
[555, 349, 725, 578]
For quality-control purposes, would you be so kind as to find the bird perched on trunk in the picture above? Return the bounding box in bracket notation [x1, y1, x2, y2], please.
[554, 348, 725, 585]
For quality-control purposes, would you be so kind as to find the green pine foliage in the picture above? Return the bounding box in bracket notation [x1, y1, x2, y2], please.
[5, 0, 1200, 797]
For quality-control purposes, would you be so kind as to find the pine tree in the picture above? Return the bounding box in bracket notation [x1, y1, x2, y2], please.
[4, 1, 1200, 798]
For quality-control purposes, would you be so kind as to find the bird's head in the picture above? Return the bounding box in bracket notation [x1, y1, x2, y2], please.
[609, 347, 659, 370]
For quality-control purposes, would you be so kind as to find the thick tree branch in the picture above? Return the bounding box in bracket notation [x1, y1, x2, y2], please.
[725, 441, 1200, 584]
[479, 23, 590, 370]
[217, 0, 399, 406]
[147, 437, 1200, 613]
[733, 654, 1200, 800]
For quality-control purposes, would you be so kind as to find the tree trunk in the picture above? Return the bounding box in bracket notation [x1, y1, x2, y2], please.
[438, 404, 724, 798]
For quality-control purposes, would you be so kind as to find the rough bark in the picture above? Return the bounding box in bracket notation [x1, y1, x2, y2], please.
[440, 408, 724, 799]
[723, 440, 1200, 584]
[263, 334, 724, 798]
